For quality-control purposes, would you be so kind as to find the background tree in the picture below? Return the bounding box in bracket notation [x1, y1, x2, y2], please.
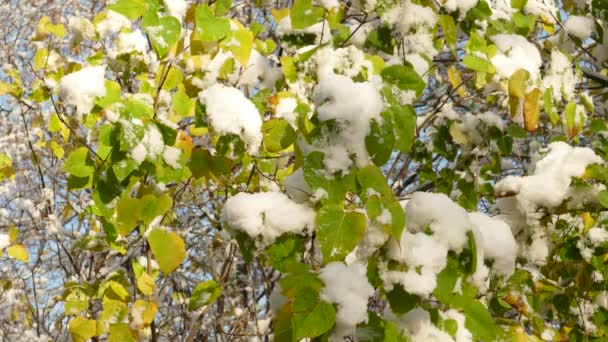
[1, 0, 608, 341]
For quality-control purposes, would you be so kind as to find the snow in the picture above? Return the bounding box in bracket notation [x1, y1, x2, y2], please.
[578, 228, 608, 260]
[164, 0, 188, 21]
[275, 96, 298, 127]
[68, 16, 95, 41]
[0, 233, 9, 250]
[495, 142, 603, 212]
[198, 84, 263, 155]
[221, 192, 315, 243]
[382, 1, 438, 34]
[130, 124, 165, 164]
[382, 231, 449, 295]
[315, 0, 340, 9]
[524, 0, 557, 23]
[543, 49, 576, 103]
[453, 111, 504, 145]
[391, 308, 455, 341]
[115, 30, 148, 55]
[404, 192, 471, 252]
[468, 212, 517, 277]
[162, 146, 181, 169]
[441, 0, 479, 17]
[96, 10, 131, 39]
[318, 262, 374, 337]
[564, 15, 595, 40]
[381, 193, 518, 295]
[310, 73, 383, 173]
[490, 34, 542, 79]
[284, 168, 311, 203]
[59, 66, 107, 116]
[442, 309, 473, 342]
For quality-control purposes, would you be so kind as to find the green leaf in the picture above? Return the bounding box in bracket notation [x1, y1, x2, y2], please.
[357, 165, 392, 198]
[214, 0, 233, 16]
[316, 205, 366, 262]
[364, 25, 394, 54]
[63, 147, 95, 177]
[513, 12, 535, 33]
[195, 4, 231, 42]
[543, 88, 559, 126]
[266, 234, 306, 272]
[116, 197, 140, 235]
[172, 89, 194, 117]
[464, 300, 499, 341]
[381, 65, 426, 96]
[139, 194, 172, 227]
[365, 117, 395, 166]
[439, 15, 457, 54]
[107, 0, 145, 20]
[385, 284, 419, 315]
[109, 323, 136, 342]
[387, 105, 416, 153]
[280, 267, 324, 297]
[95, 81, 122, 109]
[158, 67, 184, 91]
[112, 159, 139, 182]
[358, 312, 409, 342]
[148, 229, 186, 274]
[189, 280, 222, 311]
[292, 289, 336, 340]
[262, 119, 297, 152]
[69, 317, 97, 342]
[463, 55, 495, 73]
[303, 151, 356, 204]
[598, 190, 608, 208]
[366, 195, 405, 239]
[290, 0, 325, 30]
[144, 15, 181, 59]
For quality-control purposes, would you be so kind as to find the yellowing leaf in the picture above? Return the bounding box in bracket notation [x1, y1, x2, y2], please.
[523, 88, 541, 132]
[37, 16, 66, 38]
[447, 66, 466, 98]
[8, 226, 18, 243]
[508, 69, 530, 99]
[69, 317, 97, 342]
[7, 244, 28, 262]
[148, 229, 186, 274]
[227, 29, 254, 66]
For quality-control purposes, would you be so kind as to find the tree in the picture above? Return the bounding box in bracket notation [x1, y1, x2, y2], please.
[2, 0, 608, 340]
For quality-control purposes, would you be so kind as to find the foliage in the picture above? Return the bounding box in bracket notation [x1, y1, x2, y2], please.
[2, 0, 608, 341]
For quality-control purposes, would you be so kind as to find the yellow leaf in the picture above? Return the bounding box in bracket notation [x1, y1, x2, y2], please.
[449, 124, 468, 145]
[69, 317, 97, 342]
[132, 300, 158, 326]
[137, 272, 156, 295]
[582, 212, 595, 233]
[148, 229, 186, 274]
[7, 244, 28, 262]
[447, 66, 466, 98]
[523, 88, 541, 132]
[50, 141, 65, 159]
[271, 8, 290, 22]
